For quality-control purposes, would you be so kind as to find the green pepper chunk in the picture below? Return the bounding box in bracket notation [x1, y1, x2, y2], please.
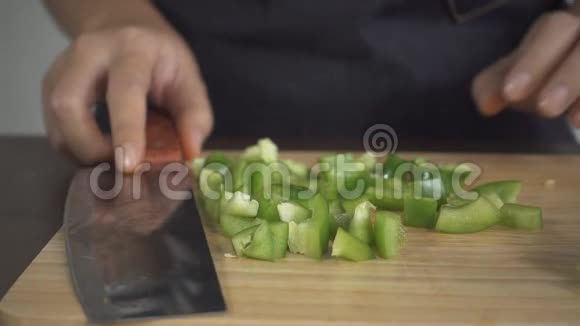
[411, 163, 446, 203]
[220, 191, 259, 218]
[318, 153, 369, 201]
[341, 194, 370, 216]
[243, 223, 274, 261]
[221, 215, 263, 238]
[403, 197, 438, 228]
[231, 225, 259, 257]
[281, 159, 309, 178]
[479, 191, 504, 209]
[270, 222, 289, 259]
[367, 179, 412, 211]
[375, 211, 404, 259]
[251, 171, 284, 221]
[198, 167, 227, 224]
[318, 175, 339, 201]
[328, 200, 345, 238]
[331, 213, 352, 238]
[474, 180, 522, 204]
[203, 152, 233, 170]
[287, 192, 330, 259]
[383, 155, 409, 179]
[231, 159, 249, 192]
[331, 227, 374, 262]
[500, 203, 543, 231]
[435, 196, 500, 234]
[348, 201, 375, 245]
[241, 138, 278, 163]
[190, 157, 206, 180]
[277, 201, 311, 223]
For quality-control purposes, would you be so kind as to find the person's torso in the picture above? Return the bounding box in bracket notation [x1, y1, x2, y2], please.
[153, 0, 572, 149]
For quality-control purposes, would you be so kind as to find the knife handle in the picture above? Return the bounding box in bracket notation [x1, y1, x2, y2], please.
[144, 111, 185, 165]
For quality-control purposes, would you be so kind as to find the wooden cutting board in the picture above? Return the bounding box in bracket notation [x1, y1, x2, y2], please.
[2, 152, 580, 325]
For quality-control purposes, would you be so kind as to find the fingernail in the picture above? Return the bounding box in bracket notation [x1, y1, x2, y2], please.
[504, 72, 532, 101]
[478, 95, 505, 117]
[539, 85, 569, 117]
[115, 144, 135, 172]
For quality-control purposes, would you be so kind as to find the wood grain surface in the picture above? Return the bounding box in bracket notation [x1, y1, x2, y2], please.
[2, 152, 580, 325]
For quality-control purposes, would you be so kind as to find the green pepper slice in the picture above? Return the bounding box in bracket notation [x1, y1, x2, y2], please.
[329, 199, 345, 238]
[348, 201, 375, 245]
[231, 225, 259, 257]
[221, 215, 263, 238]
[331, 227, 374, 262]
[341, 194, 371, 216]
[475, 180, 522, 203]
[383, 155, 409, 179]
[375, 211, 404, 259]
[243, 223, 275, 261]
[287, 192, 330, 259]
[403, 197, 438, 228]
[500, 203, 543, 231]
[435, 196, 500, 234]
[270, 222, 289, 259]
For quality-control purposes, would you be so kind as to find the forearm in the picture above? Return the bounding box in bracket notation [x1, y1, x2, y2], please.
[43, 0, 170, 37]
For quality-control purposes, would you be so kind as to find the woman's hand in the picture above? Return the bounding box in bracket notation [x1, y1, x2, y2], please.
[472, 9, 580, 128]
[43, 2, 213, 172]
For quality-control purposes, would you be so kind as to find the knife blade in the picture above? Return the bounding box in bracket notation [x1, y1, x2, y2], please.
[63, 112, 225, 323]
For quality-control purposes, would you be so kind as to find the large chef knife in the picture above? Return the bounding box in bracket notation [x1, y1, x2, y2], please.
[63, 112, 225, 323]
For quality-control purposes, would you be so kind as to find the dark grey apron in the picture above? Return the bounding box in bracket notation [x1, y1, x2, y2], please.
[149, 0, 574, 151]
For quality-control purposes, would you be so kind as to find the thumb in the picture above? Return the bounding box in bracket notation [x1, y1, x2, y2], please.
[472, 56, 513, 117]
[166, 68, 214, 161]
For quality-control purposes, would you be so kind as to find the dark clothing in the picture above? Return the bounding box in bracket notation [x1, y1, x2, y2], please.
[151, 0, 575, 151]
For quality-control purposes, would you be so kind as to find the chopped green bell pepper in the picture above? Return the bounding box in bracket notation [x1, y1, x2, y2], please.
[317, 153, 369, 201]
[357, 153, 377, 171]
[287, 192, 330, 259]
[435, 196, 500, 234]
[328, 199, 345, 237]
[287, 221, 303, 254]
[231, 225, 259, 257]
[367, 178, 412, 211]
[475, 180, 521, 203]
[231, 159, 249, 192]
[221, 215, 262, 238]
[242, 223, 274, 261]
[221, 191, 259, 218]
[331, 227, 374, 261]
[198, 166, 228, 223]
[500, 203, 543, 231]
[479, 191, 504, 209]
[383, 155, 409, 179]
[410, 162, 446, 203]
[270, 222, 289, 259]
[341, 194, 370, 216]
[281, 159, 309, 178]
[375, 211, 403, 259]
[331, 213, 352, 238]
[403, 197, 438, 228]
[190, 157, 206, 180]
[277, 201, 311, 223]
[348, 201, 375, 244]
[203, 152, 233, 170]
[242, 138, 278, 163]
